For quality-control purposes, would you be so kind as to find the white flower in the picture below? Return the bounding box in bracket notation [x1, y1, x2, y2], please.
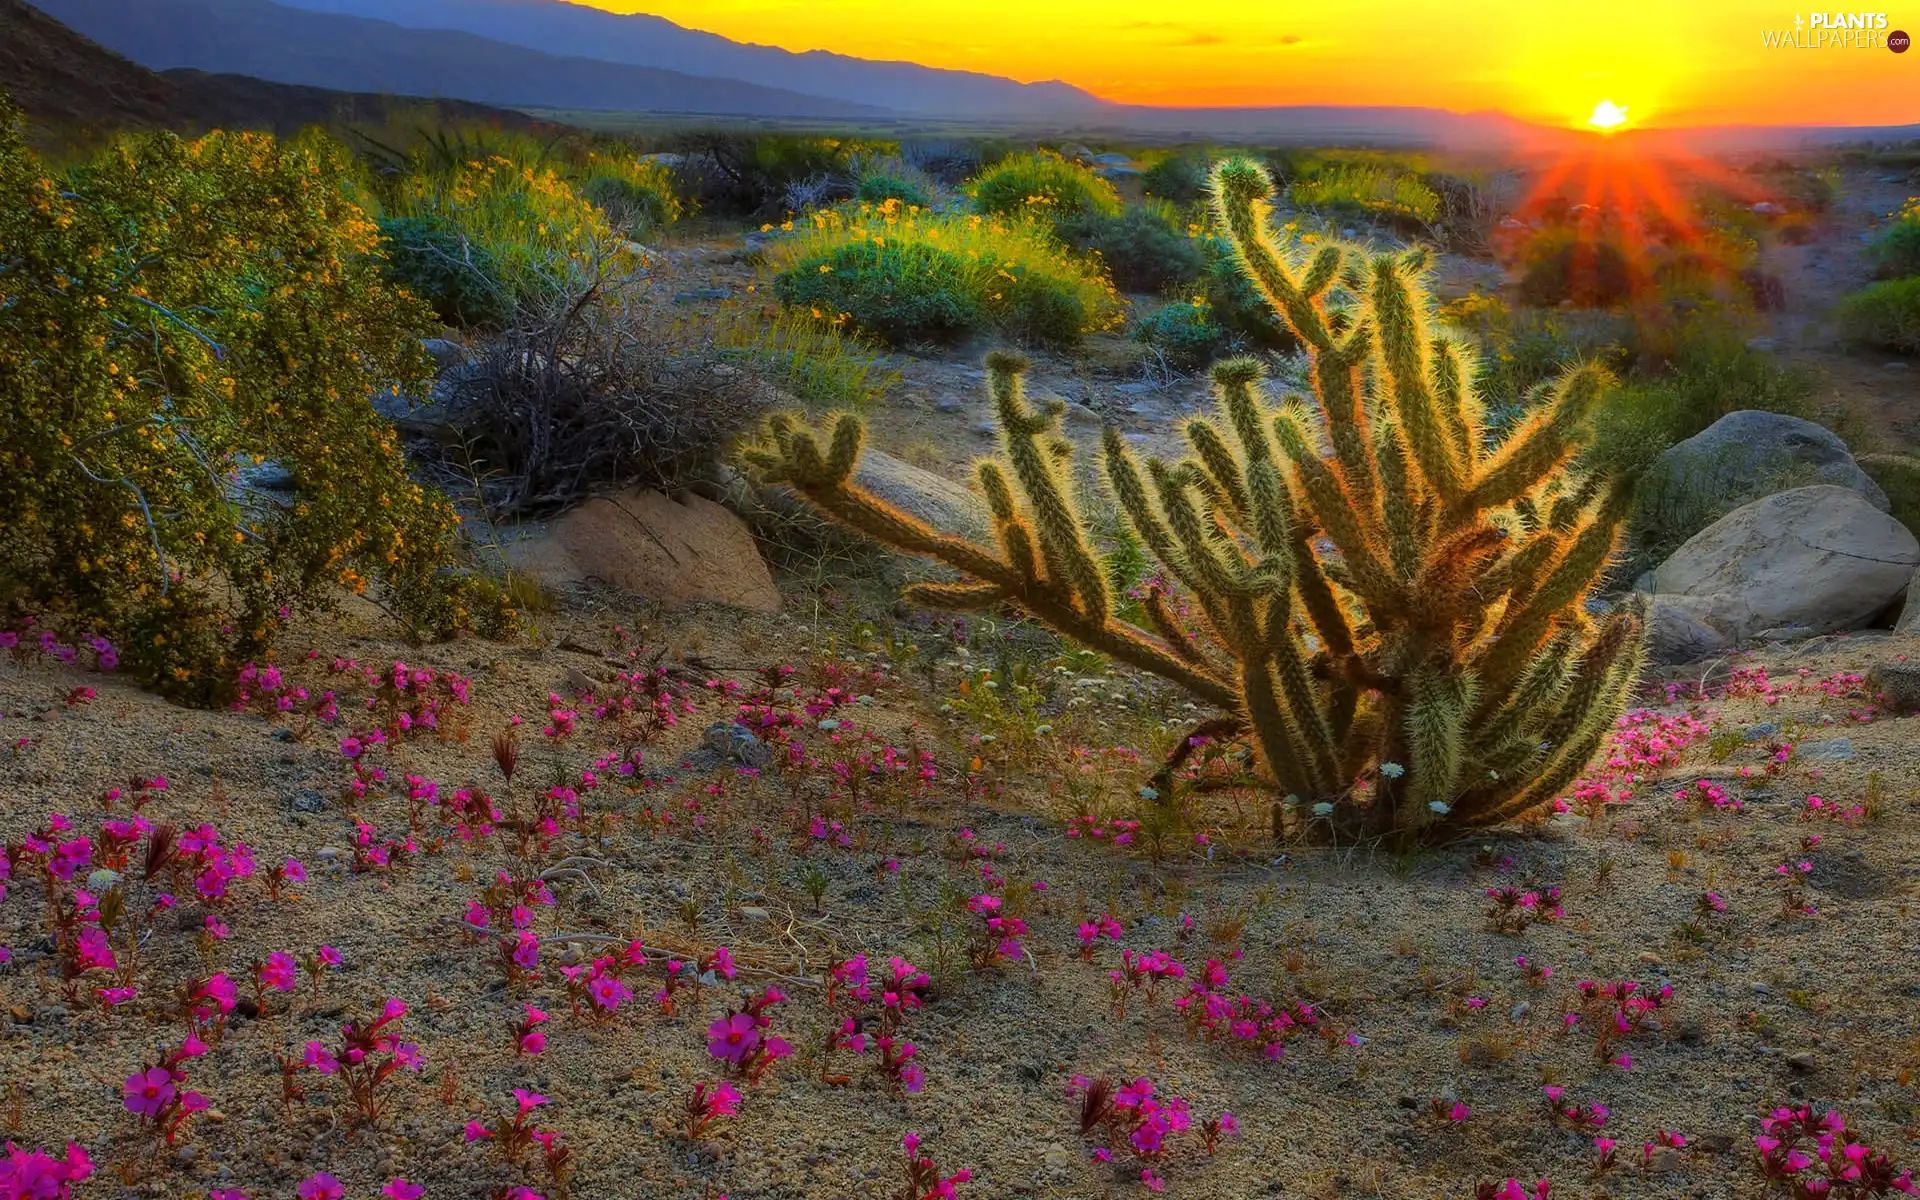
[1428, 801, 1451, 816]
[1310, 801, 1335, 818]
[1138, 786, 1161, 801]
[1379, 761, 1406, 779]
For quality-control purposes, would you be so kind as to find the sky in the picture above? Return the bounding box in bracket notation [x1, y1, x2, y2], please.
[575, 1, 1919, 128]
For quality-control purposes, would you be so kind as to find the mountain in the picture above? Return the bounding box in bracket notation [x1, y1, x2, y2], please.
[31, 0, 891, 118]
[1, 0, 550, 139]
[269, 0, 1108, 119]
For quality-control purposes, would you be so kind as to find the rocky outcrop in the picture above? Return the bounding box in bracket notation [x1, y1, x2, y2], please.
[1645, 410, 1889, 513]
[509, 487, 779, 612]
[1642, 485, 1918, 662]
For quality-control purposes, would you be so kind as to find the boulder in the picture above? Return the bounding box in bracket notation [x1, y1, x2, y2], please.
[510, 487, 779, 612]
[848, 449, 992, 542]
[1645, 410, 1888, 515]
[421, 338, 467, 374]
[1899, 568, 1920, 633]
[1645, 595, 1737, 664]
[1865, 661, 1920, 715]
[1645, 485, 1918, 653]
[1091, 152, 1133, 168]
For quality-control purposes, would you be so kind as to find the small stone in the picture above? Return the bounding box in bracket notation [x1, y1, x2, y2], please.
[1798, 738, 1856, 762]
[971, 422, 996, 438]
[1509, 1001, 1530, 1021]
[291, 789, 328, 814]
[1752, 982, 1771, 994]
[1744, 722, 1780, 741]
[738, 905, 771, 923]
[934, 397, 967, 413]
[1062, 403, 1103, 427]
[1786, 1050, 1817, 1071]
[1645, 1146, 1684, 1172]
[1697, 1133, 1736, 1154]
[315, 846, 342, 860]
[1637, 951, 1664, 965]
[1885, 361, 1911, 372]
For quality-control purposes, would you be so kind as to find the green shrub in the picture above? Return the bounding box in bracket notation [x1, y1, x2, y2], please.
[765, 200, 1121, 347]
[1196, 235, 1297, 351]
[1140, 155, 1209, 204]
[857, 173, 931, 209]
[774, 239, 982, 344]
[578, 158, 680, 238]
[1059, 203, 1202, 293]
[1871, 198, 1920, 279]
[1581, 326, 1816, 482]
[1838, 277, 1920, 353]
[710, 304, 901, 413]
[388, 154, 627, 316]
[1859, 453, 1920, 538]
[1133, 299, 1227, 368]
[968, 152, 1121, 224]
[1287, 162, 1440, 228]
[0, 107, 513, 702]
[1518, 227, 1635, 307]
[1439, 292, 1627, 428]
[375, 215, 513, 328]
[667, 131, 880, 216]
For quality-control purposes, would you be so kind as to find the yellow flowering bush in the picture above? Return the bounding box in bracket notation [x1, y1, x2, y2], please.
[764, 199, 1121, 347]
[0, 102, 514, 703]
[388, 154, 626, 315]
[967, 152, 1121, 224]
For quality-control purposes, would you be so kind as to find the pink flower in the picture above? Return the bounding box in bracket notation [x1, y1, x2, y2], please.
[383, 1179, 425, 1200]
[298, 1172, 345, 1200]
[122, 1067, 175, 1119]
[513, 1088, 548, 1116]
[707, 1013, 761, 1065]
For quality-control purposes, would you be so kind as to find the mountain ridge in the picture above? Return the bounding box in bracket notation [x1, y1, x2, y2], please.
[31, 0, 893, 119]
[267, 0, 1108, 118]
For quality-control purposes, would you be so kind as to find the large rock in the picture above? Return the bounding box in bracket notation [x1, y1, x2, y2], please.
[1645, 595, 1737, 664]
[1898, 568, 1920, 633]
[1644, 486, 1917, 657]
[1866, 661, 1920, 715]
[849, 449, 992, 542]
[1646, 410, 1889, 513]
[510, 487, 779, 612]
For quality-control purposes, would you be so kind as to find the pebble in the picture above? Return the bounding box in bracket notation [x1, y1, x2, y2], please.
[739, 905, 771, 923]
[1799, 737, 1856, 762]
[1786, 1050, 1817, 1071]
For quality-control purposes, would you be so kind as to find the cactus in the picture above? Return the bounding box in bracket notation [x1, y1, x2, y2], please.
[747, 158, 1644, 842]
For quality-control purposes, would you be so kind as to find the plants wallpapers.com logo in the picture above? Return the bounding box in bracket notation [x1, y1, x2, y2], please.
[1762, 11, 1909, 47]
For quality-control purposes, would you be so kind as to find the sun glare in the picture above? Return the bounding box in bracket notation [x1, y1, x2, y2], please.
[1587, 99, 1630, 131]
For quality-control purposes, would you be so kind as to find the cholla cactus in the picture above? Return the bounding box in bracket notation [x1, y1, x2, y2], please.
[748, 158, 1643, 842]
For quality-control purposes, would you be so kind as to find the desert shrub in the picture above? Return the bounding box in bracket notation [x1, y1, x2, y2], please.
[0, 107, 512, 702]
[1517, 227, 1635, 307]
[968, 152, 1121, 225]
[375, 215, 514, 328]
[751, 158, 1641, 844]
[1133, 300, 1227, 368]
[1059, 202, 1203, 293]
[425, 275, 773, 516]
[708, 304, 900, 413]
[1871, 198, 1920, 278]
[668, 132, 878, 217]
[1288, 162, 1440, 228]
[1141, 155, 1209, 204]
[765, 200, 1121, 347]
[857, 173, 932, 209]
[577, 154, 681, 237]
[387, 154, 626, 316]
[1859, 453, 1920, 538]
[1195, 235, 1298, 351]
[1581, 326, 1816, 483]
[1439, 292, 1627, 428]
[1838, 277, 1920, 353]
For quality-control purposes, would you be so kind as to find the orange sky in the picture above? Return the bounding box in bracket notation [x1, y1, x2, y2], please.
[577, 1, 1918, 127]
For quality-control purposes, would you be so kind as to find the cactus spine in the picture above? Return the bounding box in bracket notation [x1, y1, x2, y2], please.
[748, 158, 1643, 842]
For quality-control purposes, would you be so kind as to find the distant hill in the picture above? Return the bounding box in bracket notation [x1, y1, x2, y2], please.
[32, 0, 892, 119]
[268, 0, 1107, 120]
[0, 0, 552, 141]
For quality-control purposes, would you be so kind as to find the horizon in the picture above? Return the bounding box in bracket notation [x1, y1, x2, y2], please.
[568, 0, 1920, 130]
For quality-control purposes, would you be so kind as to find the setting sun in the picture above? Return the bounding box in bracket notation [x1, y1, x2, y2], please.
[1587, 99, 1630, 131]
